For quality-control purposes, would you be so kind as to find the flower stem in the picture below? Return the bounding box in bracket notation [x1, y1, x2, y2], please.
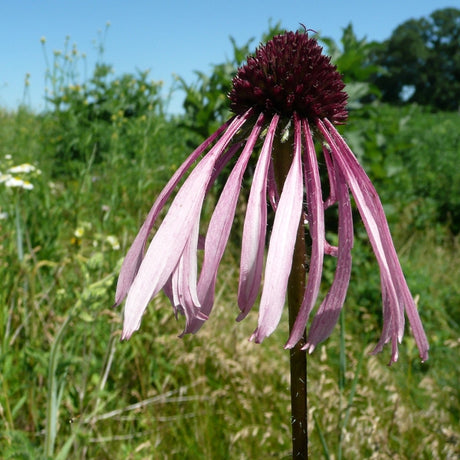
[287, 221, 308, 459]
[273, 131, 308, 459]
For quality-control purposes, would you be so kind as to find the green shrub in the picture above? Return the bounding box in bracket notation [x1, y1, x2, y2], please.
[40, 31, 165, 176]
[346, 104, 460, 233]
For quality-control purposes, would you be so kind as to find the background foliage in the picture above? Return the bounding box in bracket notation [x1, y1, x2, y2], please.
[0, 9, 459, 459]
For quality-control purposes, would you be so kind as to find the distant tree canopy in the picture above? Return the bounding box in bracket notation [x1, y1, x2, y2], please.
[373, 7, 460, 110]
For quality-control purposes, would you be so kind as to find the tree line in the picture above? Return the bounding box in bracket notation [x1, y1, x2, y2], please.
[369, 7, 460, 111]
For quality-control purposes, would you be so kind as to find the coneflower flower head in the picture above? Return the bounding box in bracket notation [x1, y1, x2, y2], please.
[230, 31, 348, 123]
[114, 30, 428, 364]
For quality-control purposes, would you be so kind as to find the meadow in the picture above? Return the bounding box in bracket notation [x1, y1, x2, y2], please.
[0, 34, 459, 459]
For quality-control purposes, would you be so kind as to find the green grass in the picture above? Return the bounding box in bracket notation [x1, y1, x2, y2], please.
[0, 102, 459, 460]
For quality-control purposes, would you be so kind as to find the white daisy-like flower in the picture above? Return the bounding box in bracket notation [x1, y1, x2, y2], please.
[106, 235, 121, 250]
[8, 163, 37, 174]
[4, 177, 34, 190]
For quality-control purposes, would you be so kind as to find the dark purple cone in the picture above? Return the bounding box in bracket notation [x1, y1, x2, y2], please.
[230, 31, 348, 124]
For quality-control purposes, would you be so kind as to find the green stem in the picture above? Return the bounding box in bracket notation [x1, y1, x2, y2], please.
[273, 133, 308, 459]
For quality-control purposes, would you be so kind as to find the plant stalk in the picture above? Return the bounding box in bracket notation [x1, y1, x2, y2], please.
[287, 222, 308, 459]
[273, 131, 308, 459]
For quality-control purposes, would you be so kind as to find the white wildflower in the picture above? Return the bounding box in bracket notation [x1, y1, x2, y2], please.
[106, 235, 120, 250]
[8, 163, 36, 174]
[4, 177, 34, 190]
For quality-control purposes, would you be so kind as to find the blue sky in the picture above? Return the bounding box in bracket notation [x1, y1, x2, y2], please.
[1, 0, 454, 113]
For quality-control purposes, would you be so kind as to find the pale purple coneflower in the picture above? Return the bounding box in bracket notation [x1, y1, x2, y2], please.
[114, 30, 428, 364]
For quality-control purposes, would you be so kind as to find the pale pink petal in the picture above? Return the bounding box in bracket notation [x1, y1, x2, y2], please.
[175, 220, 209, 336]
[121, 114, 248, 339]
[371, 278, 398, 358]
[206, 142, 243, 196]
[162, 275, 177, 317]
[164, 231, 207, 327]
[237, 114, 279, 319]
[322, 145, 337, 209]
[114, 119, 231, 307]
[267, 159, 279, 212]
[251, 117, 304, 343]
[324, 240, 339, 257]
[318, 119, 428, 363]
[323, 125, 402, 362]
[305, 162, 353, 352]
[285, 120, 325, 348]
[396, 283, 429, 362]
[190, 114, 265, 334]
[318, 120, 401, 362]
[177, 222, 201, 310]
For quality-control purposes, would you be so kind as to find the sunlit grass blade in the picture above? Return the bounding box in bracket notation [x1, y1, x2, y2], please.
[44, 313, 73, 458]
[313, 411, 331, 460]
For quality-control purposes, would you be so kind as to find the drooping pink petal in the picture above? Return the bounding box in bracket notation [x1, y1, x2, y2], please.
[322, 147, 340, 258]
[162, 275, 177, 317]
[373, 277, 399, 359]
[251, 117, 304, 343]
[305, 162, 353, 352]
[322, 145, 337, 209]
[164, 235, 207, 326]
[285, 120, 325, 348]
[205, 142, 243, 196]
[121, 114, 249, 339]
[318, 119, 428, 363]
[267, 159, 280, 212]
[324, 240, 339, 257]
[189, 114, 265, 334]
[320, 122, 402, 362]
[173, 220, 209, 336]
[237, 114, 279, 319]
[114, 118, 232, 307]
